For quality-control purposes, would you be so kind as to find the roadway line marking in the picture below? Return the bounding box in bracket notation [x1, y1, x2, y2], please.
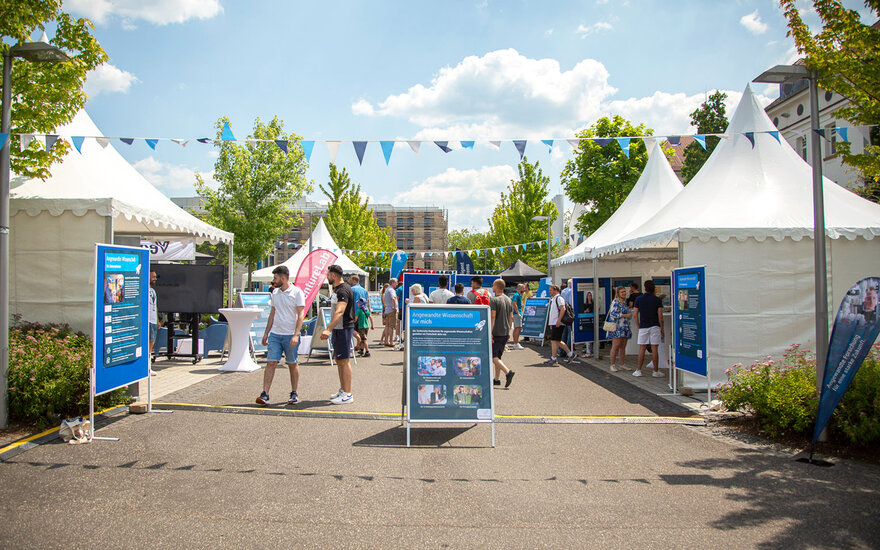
[0, 405, 123, 456]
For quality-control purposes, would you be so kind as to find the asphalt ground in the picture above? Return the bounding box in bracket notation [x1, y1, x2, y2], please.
[1, 338, 878, 548]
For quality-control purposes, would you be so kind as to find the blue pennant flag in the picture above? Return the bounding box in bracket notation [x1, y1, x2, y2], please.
[0, 132, 7, 151]
[119, 138, 134, 146]
[197, 138, 211, 144]
[836, 127, 848, 143]
[301, 140, 314, 162]
[353, 141, 368, 165]
[814, 128, 827, 140]
[767, 130, 781, 144]
[460, 141, 475, 150]
[380, 141, 394, 165]
[275, 140, 288, 154]
[72, 136, 85, 153]
[513, 140, 527, 159]
[390, 251, 409, 279]
[541, 139, 554, 153]
[616, 137, 631, 157]
[743, 132, 755, 148]
[434, 141, 451, 153]
[594, 138, 612, 147]
[221, 121, 235, 141]
[693, 135, 707, 150]
[145, 138, 158, 150]
[666, 136, 681, 147]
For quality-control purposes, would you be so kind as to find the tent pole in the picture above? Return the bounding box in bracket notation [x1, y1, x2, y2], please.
[593, 257, 599, 360]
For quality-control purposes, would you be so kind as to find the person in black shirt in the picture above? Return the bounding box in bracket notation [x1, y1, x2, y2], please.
[632, 280, 664, 378]
[321, 264, 356, 404]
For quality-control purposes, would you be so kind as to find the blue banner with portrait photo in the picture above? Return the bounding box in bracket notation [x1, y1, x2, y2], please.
[813, 277, 880, 444]
[672, 267, 708, 377]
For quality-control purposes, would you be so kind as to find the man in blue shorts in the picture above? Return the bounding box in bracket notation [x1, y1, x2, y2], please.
[257, 265, 305, 405]
[321, 264, 357, 404]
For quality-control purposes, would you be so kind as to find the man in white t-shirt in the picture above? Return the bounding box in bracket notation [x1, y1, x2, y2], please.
[429, 274, 455, 305]
[257, 265, 305, 406]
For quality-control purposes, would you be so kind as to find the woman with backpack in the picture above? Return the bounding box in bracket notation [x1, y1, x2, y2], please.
[606, 286, 633, 372]
[544, 284, 577, 366]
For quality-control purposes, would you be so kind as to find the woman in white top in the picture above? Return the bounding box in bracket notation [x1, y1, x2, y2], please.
[409, 283, 431, 304]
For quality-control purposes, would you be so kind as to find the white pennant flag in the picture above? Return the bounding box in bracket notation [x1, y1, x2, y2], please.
[171, 138, 189, 147]
[95, 137, 111, 148]
[327, 141, 341, 163]
[488, 141, 501, 150]
[567, 139, 580, 150]
[20, 134, 35, 150]
[246, 139, 259, 147]
[407, 141, 421, 155]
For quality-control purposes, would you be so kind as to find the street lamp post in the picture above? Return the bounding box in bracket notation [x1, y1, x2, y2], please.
[1, 37, 69, 429]
[753, 64, 829, 407]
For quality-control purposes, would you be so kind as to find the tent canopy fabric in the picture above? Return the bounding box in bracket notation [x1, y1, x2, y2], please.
[251, 218, 367, 282]
[498, 259, 546, 283]
[591, 86, 880, 258]
[10, 110, 232, 244]
[551, 141, 683, 266]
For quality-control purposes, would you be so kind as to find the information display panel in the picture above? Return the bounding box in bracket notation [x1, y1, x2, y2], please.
[572, 277, 612, 343]
[94, 244, 150, 395]
[520, 297, 550, 342]
[368, 291, 383, 313]
[653, 276, 672, 309]
[400, 273, 444, 329]
[238, 292, 272, 354]
[672, 267, 708, 377]
[406, 304, 493, 424]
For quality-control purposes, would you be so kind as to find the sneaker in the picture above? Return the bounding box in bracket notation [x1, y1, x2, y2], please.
[632, 370, 643, 377]
[610, 364, 620, 372]
[329, 388, 344, 400]
[542, 358, 560, 366]
[256, 391, 270, 405]
[330, 392, 353, 405]
[288, 391, 299, 405]
[362, 351, 371, 358]
[564, 353, 578, 363]
[512, 343, 524, 350]
[150, 369, 158, 376]
[652, 370, 665, 378]
[493, 379, 501, 386]
[504, 371, 515, 388]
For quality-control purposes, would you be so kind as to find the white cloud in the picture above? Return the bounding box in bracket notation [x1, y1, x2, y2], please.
[544, 28, 554, 37]
[133, 156, 217, 196]
[740, 10, 769, 35]
[66, 0, 222, 26]
[576, 22, 613, 38]
[84, 63, 139, 96]
[393, 166, 517, 231]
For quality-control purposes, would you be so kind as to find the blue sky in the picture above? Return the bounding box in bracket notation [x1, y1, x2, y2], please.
[64, 0, 874, 230]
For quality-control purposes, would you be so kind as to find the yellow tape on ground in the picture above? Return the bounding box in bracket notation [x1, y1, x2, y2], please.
[0, 405, 122, 455]
[154, 402, 400, 417]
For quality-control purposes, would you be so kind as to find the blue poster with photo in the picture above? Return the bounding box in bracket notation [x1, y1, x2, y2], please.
[520, 297, 550, 340]
[672, 266, 708, 377]
[572, 277, 612, 343]
[94, 244, 150, 395]
[406, 304, 493, 422]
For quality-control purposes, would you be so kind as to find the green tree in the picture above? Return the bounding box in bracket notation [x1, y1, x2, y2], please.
[195, 116, 311, 287]
[781, 0, 880, 190]
[680, 90, 728, 183]
[561, 116, 653, 236]
[447, 227, 489, 270]
[320, 163, 394, 271]
[486, 157, 558, 274]
[2, 0, 107, 179]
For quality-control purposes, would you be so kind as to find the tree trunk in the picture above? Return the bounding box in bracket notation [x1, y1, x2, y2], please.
[246, 261, 253, 289]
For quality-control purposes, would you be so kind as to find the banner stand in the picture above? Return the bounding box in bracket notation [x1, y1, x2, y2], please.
[88, 367, 119, 442]
[666, 266, 711, 408]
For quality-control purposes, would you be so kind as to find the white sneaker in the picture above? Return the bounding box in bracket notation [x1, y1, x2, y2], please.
[632, 370, 643, 377]
[610, 365, 620, 372]
[150, 369, 157, 376]
[652, 370, 665, 378]
[512, 343, 524, 350]
[330, 393, 353, 405]
[329, 388, 344, 400]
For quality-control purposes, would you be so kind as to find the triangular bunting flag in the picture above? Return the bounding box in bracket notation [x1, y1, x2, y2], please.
[72, 136, 85, 153]
[814, 128, 827, 140]
[46, 135, 60, 150]
[246, 139, 259, 147]
[541, 139, 554, 153]
[327, 141, 341, 163]
[513, 140, 527, 159]
[407, 141, 421, 155]
[275, 140, 288, 154]
[768, 130, 781, 144]
[616, 137, 631, 158]
[693, 135, 707, 150]
[460, 141, 475, 150]
[836, 127, 848, 143]
[488, 141, 501, 150]
[171, 138, 188, 147]
[743, 132, 755, 148]
[0, 132, 8, 151]
[666, 136, 681, 147]
[96, 137, 110, 148]
[380, 141, 394, 165]
[353, 141, 368, 165]
[567, 139, 580, 150]
[145, 138, 158, 150]
[301, 140, 314, 162]
[221, 121, 235, 141]
[197, 138, 211, 144]
[594, 138, 612, 147]
[119, 138, 134, 145]
[434, 141, 451, 153]
[20, 134, 35, 150]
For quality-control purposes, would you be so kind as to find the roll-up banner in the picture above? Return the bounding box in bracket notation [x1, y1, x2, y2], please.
[405, 303, 494, 447]
[237, 292, 272, 354]
[520, 297, 551, 343]
[672, 267, 708, 378]
[368, 291, 383, 313]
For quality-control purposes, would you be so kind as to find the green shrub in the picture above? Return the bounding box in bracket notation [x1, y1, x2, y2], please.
[834, 344, 880, 446]
[9, 317, 129, 427]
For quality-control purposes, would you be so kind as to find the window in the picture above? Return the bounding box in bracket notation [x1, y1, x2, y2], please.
[798, 136, 807, 161]
[396, 239, 405, 248]
[425, 239, 432, 249]
[825, 123, 836, 157]
[377, 219, 385, 227]
[796, 104, 804, 116]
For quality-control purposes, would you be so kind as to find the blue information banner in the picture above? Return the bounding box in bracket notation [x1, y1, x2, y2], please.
[672, 266, 708, 377]
[572, 277, 612, 343]
[520, 297, 550, 341]
[238, 292, 272, 353]
[535, 277, 550, 298]
[400, 273, 444, 329]
[94, 244, 150, 395]
[368, 291, 383, 313]
[406, 304, 493, 422]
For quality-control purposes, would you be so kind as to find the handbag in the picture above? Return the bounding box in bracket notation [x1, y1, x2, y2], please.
[603, 302, 618, 332]
[59, 417, 91, 444]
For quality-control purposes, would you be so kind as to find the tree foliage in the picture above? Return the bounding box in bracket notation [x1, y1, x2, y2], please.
[561, 116, 653, 236]
[680, 90, 728, 183]
[2, 0, 107, 179]
[781, 0, 880, 189]
[320, 163, 394, 271]
[195, 116, 311, 286]
[486, 157, 558, 274]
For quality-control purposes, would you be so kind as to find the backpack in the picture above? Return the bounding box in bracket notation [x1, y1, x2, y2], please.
[472, 288, 491, 306]
[557, 296, 574, 325]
